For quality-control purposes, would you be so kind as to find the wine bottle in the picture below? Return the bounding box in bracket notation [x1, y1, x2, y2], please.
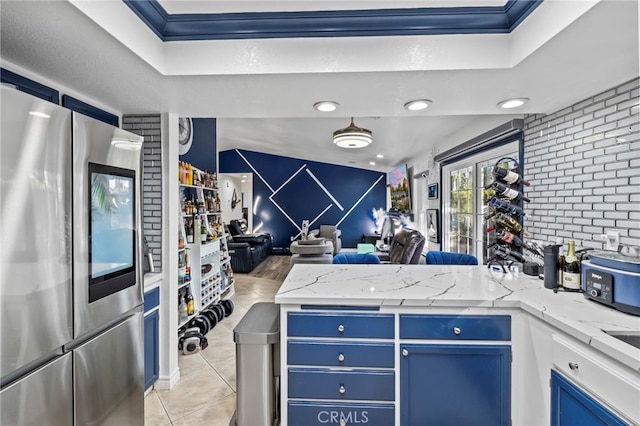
[496, 228, 522, 246]
[200, 218, 207, 243]
[494, 213, 531, 236]
[562, 240, 581, 290]
[490, 182, 530, 202]
[495, 244, 525, 262]
[186, 219, 194, 243]
[489, 198, 526, 217]
[185, 288, 195, 315]
[178, 293, 188, 322]
[556, 240, 565, 287]
[493, 166, 530, 186]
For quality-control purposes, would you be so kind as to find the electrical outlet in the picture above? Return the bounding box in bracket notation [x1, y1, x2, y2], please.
[605, 231, 620, 251]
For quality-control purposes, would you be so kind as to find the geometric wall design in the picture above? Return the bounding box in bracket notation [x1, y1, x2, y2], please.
[220, 149, 386, 248]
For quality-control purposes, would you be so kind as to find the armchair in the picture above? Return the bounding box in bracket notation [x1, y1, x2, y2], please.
[378, 228, 425, 264]
[309, 225, 342, 255]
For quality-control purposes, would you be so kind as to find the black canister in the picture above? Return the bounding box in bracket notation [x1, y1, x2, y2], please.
[543, 245, 560, 289]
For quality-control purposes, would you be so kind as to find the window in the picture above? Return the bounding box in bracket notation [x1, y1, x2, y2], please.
[442, 139, 521, 263]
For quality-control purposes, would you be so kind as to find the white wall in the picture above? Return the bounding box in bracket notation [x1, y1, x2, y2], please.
[219, 173, 254, 231]
[219, 174, 244, 225]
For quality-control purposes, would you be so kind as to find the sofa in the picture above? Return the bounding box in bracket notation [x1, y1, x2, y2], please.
[226, 219, 273, 273]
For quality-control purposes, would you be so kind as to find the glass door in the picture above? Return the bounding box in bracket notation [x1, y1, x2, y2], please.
[442, 140, 520, 263]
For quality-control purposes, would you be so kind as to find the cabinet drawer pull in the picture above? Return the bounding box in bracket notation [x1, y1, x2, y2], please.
[402, 348, 409, 357]
[337, 324, 345, 333]
[453, 326, 461, 335]
[337, 353, 345, 362]
[339, 385, 346, 394]
[568, 362, 579, 370]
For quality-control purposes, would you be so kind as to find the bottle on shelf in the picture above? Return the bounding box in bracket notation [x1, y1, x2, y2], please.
[493, 166, 530, 186]
[489, 182, 530, 203]
[200, 217, 207, 243]
[186, 219, 194, 243]
[178, 229, 185, 248]
[562, 240, 581, 290]
[493, 213, 531, 236]
[185, 287, 195, 316]
[184, 249, 190, 281]
[178, 292, 188, 323]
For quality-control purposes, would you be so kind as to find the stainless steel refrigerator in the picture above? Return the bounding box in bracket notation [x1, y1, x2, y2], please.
[1, 86, 145, 425]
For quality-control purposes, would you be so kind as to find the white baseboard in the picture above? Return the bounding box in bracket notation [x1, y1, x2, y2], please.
[154, 368, 180, 390]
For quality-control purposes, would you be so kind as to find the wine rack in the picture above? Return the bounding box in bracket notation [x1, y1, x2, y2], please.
[484, 157, 528, 272]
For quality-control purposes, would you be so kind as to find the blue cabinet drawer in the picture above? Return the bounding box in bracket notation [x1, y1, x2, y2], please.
[289, 368, 395, 401]
[400, 314, 511, 341]
[288, 340, 394, 368]
[288, 312, 394, 339]
[144, 287, 160, 313]
[288, 401, 395, 426]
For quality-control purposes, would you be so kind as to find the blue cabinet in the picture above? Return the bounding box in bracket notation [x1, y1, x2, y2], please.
[399, 314, 511, 426]
[286, 311, 395, 425]
[288, 401, 395, 426]
[550, 370, 627, 426]
[288, 312, 394, 339]
[144, 288, 160, 391]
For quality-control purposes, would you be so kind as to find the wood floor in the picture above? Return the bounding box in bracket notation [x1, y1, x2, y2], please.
[244, 254, 293, 282]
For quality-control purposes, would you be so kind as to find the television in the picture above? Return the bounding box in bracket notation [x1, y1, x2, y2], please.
[388, 164, 411, 211]
[88, 162, 136, 302]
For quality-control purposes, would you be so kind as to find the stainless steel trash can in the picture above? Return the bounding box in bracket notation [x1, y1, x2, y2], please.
[231, 302, 280, 426]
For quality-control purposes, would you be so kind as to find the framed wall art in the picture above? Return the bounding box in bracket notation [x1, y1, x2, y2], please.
[428, 183, 438, 199]
[426, 209, 439, 243]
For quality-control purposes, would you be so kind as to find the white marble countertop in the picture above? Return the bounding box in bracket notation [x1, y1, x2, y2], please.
[144, 272, 162, 291]
[275, 264, 640, 371]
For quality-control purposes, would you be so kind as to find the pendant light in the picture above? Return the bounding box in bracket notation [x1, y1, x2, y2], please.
[333, 118, 372, 148]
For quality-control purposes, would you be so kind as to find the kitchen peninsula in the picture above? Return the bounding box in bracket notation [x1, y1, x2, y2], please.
[275, 264, 640, 426]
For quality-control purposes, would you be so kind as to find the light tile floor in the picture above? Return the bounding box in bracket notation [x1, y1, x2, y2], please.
[145, 275, 284, 426]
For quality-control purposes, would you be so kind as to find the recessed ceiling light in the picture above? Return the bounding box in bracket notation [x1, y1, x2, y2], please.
[404, 99, 432, 111]
[369, 161, 376, 166]
[313, 101, 339, 112]
[376, 154, 384, 158]
[497, 98, 530, 109]
[241, 175, 248, 178]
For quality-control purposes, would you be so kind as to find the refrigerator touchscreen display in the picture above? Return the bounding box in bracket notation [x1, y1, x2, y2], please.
[88, 162, 136, 302]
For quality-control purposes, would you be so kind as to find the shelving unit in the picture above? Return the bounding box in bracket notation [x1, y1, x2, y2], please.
[177, 163, 234, 330]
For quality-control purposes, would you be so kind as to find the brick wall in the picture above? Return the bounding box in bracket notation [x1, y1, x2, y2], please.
[523, 78, 639, 249]
[123, 114, 163, 270]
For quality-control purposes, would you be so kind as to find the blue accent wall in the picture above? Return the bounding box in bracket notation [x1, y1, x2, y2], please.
[179, 118, 217, 173]
[220, 149, 386, 249]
